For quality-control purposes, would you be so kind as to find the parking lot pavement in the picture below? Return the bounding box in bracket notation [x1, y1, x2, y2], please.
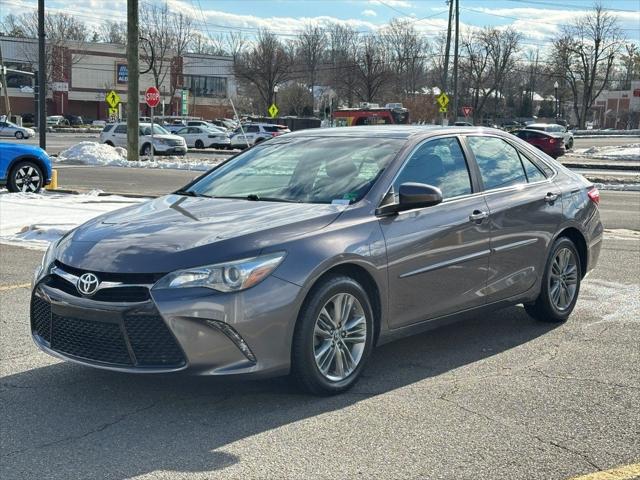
[1, 227, 638, 479]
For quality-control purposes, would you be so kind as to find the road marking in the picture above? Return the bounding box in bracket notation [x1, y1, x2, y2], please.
[0, 283, 31, 292]
[568, 463, 640, 480]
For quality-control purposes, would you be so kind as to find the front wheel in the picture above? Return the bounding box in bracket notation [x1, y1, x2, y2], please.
[8, 161, 44, 193]
[566, 138, 574, 149]
[140, 143, 153, 156]
[15, 131, 24, 139]
[525, 237, 581, 323]
[291, 276, 375, 395]
[195, 139, 204, 149]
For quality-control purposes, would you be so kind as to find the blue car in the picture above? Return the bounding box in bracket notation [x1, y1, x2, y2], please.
[0, 142, 52, 192]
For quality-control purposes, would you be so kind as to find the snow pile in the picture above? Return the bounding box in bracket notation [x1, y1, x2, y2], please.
[574, 143, 639, 161]
[56, 141, 225, 171]
[0, 190, 145, 250]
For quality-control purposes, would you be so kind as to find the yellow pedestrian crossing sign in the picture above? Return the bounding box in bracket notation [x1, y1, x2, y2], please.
[106, 90, 121, 108]
[436, 92, 449, 108]
[268, 103, 279, 118]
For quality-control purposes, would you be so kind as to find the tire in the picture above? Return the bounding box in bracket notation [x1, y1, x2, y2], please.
[291, 275, 375, 395]
[15, 131, 24, 139]
[566, 138, 573, 150]
[7, 160, 44, 193]
[525, 237, 581, 323]
[195, 140, 204, 149]
[104, 141, 114, 147]
[140, 143, 153, 156]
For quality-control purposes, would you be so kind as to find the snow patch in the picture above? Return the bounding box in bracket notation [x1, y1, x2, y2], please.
[0, 190, 145, 250]
[573, 143, 640, 161]
[56, 141, 225, 171]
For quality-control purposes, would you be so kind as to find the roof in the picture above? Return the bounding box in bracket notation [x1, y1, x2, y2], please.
[285, 125, 505, 139]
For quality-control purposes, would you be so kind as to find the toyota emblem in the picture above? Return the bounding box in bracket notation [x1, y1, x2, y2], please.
[77, 273, 100, 296]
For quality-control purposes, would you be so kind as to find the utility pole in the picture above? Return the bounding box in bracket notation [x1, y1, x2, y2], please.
[0, 43, 11, 119]
[442, 0, 454, 125]
[38, 0, 46, 149]
[452, 0, 459, 123]
[127, 0, 140, 161]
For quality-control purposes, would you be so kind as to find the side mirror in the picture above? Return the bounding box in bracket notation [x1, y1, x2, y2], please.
[376, 183, 443, 216]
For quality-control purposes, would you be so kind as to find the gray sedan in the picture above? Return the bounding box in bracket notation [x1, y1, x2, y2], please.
[0, 120, 35, 139]
[31, 126, 603, 395]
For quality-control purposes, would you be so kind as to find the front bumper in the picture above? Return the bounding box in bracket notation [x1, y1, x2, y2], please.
[154, 144, 188, 156]
[31, 270, 302, 377]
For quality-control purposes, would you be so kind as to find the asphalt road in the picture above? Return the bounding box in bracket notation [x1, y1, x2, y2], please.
[2, 132, 638, 154]
[1, 211, 638, 479]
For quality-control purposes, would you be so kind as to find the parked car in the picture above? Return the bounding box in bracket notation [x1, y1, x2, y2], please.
[30, 126, 602, 395]
[229, 123, 290, 148]
[99, 122, 187, 156]
[64, 114, 84, 126]
[525, 123, 574, 149]
[0, 142, 52, 192]
[0, 121, 35, 139]
[453, 121, 473, 126]
[513, 129, 566, 158]
[92, 120, 107, 127]
[175, 126, 231, 149]
[46, 115, 69, 126]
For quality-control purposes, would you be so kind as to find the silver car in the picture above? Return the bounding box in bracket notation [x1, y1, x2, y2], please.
[31, 126, 603, 395]
[0, 120, 35, 139]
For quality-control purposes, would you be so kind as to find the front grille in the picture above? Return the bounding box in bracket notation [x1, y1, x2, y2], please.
[167, 139, 183, 146]
[51, 314, 132, 366]
[30, 294, 186, 369]
[53, 261, 164, 284]
[124, 314, 185, 366]
[31, 296, 51, 342]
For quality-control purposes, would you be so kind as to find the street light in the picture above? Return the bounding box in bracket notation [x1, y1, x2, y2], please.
[554, 81, 559, 119]
[273, 84, 279, 106]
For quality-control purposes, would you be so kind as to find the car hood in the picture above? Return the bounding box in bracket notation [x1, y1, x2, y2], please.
[56, 195, 345, 273]
[146, 134, 184, 141]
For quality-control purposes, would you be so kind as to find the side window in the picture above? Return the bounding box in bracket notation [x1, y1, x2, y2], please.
[467, 136, 527, 190]
[247, 125, 259, 133]
[113, 124, 127, 134]
[521, 154, 547, 182]
[394, 137, 472, 200]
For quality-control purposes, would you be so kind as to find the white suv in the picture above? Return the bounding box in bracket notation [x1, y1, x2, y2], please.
[100, 123, 188, 156]
[229, 123, 290, 148]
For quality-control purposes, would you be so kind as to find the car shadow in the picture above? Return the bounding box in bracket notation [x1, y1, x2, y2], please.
[1, 306, 559, 479]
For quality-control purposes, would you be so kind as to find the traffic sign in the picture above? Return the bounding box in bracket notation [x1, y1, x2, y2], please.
[181, 90, 188, 116]
[436, 92, 449, 108]
[462, 106, 472, 117]
[145, 86, 160, 108]
[268, 103, 279, 118]
[439, 106, 448, 113]
[108, 107, 118, 117]
[106, 90, 121, 108]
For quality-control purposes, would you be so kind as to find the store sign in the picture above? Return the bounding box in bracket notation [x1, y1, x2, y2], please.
[181, 89, 188, 116]
[116, 63, 128, 84]
[51, 82, 69, 92]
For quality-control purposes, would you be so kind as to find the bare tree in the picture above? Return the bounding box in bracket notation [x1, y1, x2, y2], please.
[354, 34, 391, 103]
[234, 30, 291, 112]
[550, 4, 624, 128]
[382, 19, 428, 98]
[140, 2, 194, 106]
[327, 23, 359, 107]
[99, 20, 127, 44]
[295, 24, 325, 106]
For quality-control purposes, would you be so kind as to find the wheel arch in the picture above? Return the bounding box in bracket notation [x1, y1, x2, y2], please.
[556, 226, 588, 278]
[7, 154, 48, 179]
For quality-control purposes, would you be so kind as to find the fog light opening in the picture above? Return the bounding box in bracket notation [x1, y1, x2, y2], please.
[204, 319, 257, 364]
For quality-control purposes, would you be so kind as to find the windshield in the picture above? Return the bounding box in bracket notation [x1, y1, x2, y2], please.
[140, 124, 169, 135]
[187, 136, 404, 204]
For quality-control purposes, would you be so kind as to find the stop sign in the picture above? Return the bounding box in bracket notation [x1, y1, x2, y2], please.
[145, 86, 160, 108]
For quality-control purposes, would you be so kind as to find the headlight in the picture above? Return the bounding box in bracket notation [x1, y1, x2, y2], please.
[153, 252, 286, 292]
[33, 241, 56, 286]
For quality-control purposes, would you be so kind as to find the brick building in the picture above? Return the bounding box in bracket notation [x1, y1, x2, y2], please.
[0, 36, 237, 122]
[590, 80, 640, 129]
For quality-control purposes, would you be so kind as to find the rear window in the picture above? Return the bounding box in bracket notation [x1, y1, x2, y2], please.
[263, 125, 288, 133]
[102, 124, 115, 133]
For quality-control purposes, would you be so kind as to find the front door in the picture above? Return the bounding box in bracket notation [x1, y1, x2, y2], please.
[464, 135, 562, 301]
[379, 136, 491, 328]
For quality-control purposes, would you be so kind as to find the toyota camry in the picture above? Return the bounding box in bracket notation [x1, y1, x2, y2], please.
[31, 126, 603, 395]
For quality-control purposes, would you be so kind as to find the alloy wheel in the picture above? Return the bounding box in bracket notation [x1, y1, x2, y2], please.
[15, 166, 42, 192]
[15, 131, 24, 139]
[549, 247, 578, 311]
[313, 293, 367, 381]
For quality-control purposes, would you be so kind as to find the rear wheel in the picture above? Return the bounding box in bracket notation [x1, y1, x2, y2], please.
[195, 139, 204, 149]
[291, 276, 375, 395]
[15, 131, 24, 139]
[104, 141, 114, 147]
[140, 143, 153, 156]
[8, 161, 44, 193]
[525, 237, 581, 323]
[566, 138, 574, 149]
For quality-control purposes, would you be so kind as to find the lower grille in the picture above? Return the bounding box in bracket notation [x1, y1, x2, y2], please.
[51, 314, 132, 366]
[31, 294, 186, 368]
[31, 296, 51, 342]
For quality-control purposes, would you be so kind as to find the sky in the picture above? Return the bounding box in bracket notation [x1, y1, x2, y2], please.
[2, 0, 639, 50]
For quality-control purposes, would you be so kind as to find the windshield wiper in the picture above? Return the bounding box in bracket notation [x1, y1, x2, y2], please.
[245, 194, 299, 203]
[174, 190, 210, 198]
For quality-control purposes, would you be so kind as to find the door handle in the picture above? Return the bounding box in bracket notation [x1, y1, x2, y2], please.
[544, 192, 559, 203]
[469, 210, 489, 222]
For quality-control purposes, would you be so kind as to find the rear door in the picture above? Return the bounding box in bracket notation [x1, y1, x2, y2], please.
[111, 124, 127, 147]
[464, 135, 562, 301]
[379, 135, 491, 328]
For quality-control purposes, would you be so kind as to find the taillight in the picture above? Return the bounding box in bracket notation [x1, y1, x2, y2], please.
[587, 187, 600, 205]
[549, 138, 556, 144]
